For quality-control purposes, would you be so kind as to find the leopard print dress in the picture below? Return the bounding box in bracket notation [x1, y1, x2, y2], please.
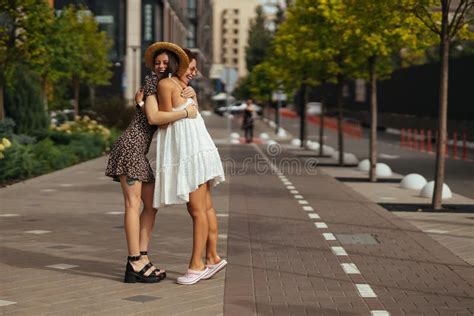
[105, 73, 159, 183]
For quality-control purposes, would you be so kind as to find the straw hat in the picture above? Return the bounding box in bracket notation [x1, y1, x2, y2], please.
[144, 42, 189, 77]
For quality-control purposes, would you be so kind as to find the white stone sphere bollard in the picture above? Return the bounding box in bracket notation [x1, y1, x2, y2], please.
[322, 145, 335, 156]
[230, 132, 240, 140]
[344, 153, 359, 165]
[375, 163, 392, 177]
[307, 141, 320, 151]
[420, 181, 452, 199]
[260, 133, 270, 140]
[400, 174, 427, 190]
[332, 152, 358, 164]
[277, 129, 287, 137]
[358, 159, 370, 171]
[291, 138, 301, 147]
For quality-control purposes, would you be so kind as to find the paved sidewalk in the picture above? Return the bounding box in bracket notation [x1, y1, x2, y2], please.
[0, 115, 230, 315]
[1, 114, 473, 315]
[223, 141, 474, 315]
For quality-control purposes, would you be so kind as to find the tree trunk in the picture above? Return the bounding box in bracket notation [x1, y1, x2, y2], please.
[89, 85, 96, 108]
[275, 93, 281, 135]
[0, 83, 4, 121]
[432, 6, 450, 210]
[336, 74, 345, 166]
[73, 78, 80, 116]
[299, 84, 307, 148]
[319, 80, 326, 157]
[42, 78, 49, 112]
[369, 56, 378, 182]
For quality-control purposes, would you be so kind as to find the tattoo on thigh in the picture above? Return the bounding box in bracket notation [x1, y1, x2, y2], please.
[126, 178, 138, 186]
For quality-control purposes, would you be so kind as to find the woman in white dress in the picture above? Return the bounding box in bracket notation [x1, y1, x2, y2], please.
[152, 45, 226, 285]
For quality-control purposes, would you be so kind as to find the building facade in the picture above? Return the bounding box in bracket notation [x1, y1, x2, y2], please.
[211, 0, 259, 79]
[53, 0, 212, 105]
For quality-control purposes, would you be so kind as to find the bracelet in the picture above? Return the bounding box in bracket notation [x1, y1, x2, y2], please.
[184, 109, 189, 118]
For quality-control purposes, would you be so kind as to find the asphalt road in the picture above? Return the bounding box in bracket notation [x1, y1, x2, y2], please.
[272, 115, 474, 200]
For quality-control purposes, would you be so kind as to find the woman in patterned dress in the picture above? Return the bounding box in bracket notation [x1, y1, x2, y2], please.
[105, 44, 198, 283]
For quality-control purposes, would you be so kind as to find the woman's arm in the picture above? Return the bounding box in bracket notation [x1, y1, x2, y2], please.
[144, 94, 197, 126]
[145, 94, 182, 125]
[145, 79, 197, 125]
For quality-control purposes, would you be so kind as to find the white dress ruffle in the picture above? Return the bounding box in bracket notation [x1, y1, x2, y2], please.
[153, 99, 225, 208]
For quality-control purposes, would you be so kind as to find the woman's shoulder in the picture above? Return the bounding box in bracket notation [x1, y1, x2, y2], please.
[158, 78, 178, 91]
[158, 77, 174, 86]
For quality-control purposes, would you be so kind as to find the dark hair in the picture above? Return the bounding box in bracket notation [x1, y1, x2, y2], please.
[183, 48, 197, 63]
[155, 49, 180, 82]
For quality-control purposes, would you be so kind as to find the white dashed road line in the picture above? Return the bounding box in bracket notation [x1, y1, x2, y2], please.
[252, 144, 389, 315]
[314, 222, 328, 228]
[322, 233, 336, 240]
[331, 246, 348, 256]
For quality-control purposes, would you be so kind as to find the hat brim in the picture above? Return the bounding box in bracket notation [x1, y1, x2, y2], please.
[144, 42, 189, 77]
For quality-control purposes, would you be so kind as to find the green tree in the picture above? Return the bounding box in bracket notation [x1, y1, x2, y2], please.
[245, 5, 273, 72]
[275, 0, 362, 164]
[347, 0, 433, 181]
[5, 66, 48, 134]
[270, 1, 326, 148]
[233, 76, 252, 100]
[0, 0, 52, 120]
[26, 3, 72, 112]
[56, 6, 112, 116]
[413, 0, 474, 210]
[81, 12, 113, 108]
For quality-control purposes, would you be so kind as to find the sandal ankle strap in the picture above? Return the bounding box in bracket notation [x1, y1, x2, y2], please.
[127, 255, 141, 261]
[140, 251, 148, 256]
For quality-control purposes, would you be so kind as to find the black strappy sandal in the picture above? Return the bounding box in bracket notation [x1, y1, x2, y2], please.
[124, 255, 161, 283]
[140, 251, 167, 280]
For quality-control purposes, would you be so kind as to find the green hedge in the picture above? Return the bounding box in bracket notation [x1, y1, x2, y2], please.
[0, 128, 119, 184]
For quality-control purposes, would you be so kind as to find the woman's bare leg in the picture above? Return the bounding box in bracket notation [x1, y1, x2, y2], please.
[138, 182, 165, 276]
[139, 182, 157, 254]
[205, 185, 221, 265]
[120, 176, 154, 275]
[186, 183, 209, 270]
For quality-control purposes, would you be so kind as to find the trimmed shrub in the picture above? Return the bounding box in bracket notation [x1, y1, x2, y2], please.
[5, 67, 48, 135]
[0, 143, 41, 182]
[32, 138, 79, 172]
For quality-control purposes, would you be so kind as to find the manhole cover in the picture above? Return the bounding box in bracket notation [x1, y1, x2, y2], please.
[335, 234, 379, 245]
[47, 245, 72, 250]
[123, 295, 160, 303]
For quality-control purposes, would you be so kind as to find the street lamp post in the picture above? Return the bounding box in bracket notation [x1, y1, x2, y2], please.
[275, 94, 281, 135]
[222, 66, 237, 143]
[129, 45, 141, 103]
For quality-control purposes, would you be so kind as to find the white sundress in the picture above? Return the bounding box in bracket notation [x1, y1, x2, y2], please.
[153, 98, 225, 208]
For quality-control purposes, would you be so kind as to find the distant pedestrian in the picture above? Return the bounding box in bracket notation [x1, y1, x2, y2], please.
[241, 99, 257, 143]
